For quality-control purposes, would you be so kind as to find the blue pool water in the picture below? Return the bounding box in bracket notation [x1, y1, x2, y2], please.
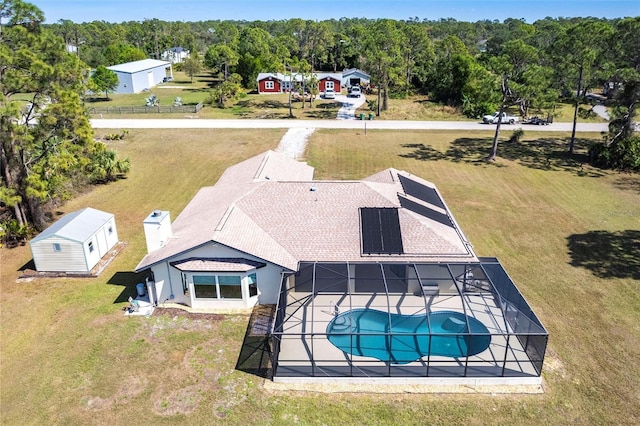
[326, 309, 491, 364]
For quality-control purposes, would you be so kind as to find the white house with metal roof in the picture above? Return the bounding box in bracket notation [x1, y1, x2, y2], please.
[107, 59, 172, 94]
[135, 150, 476, 312]
[161, 46, 189, 63]
[30, 208, 118, 273]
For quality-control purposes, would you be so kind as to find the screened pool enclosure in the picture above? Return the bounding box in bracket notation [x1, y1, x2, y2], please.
[271, 258, 548, 381]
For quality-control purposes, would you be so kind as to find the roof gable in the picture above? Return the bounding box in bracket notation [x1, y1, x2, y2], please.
[343, 68, 371, 79]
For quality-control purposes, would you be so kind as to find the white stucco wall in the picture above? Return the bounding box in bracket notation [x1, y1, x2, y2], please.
[147, 242, 288, 311]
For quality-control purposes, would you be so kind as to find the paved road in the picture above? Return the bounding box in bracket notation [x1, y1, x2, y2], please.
[91, 118, 608, 132]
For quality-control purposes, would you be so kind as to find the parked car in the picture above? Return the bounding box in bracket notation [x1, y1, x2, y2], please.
[348, 86, 362, 98]
[323, 89, 336, 99]
[291, 91, 313, 102]
[523, 116, 551, 125]
[482, 112, 519, 124]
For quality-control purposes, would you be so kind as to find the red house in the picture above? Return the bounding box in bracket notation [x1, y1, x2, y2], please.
[257, 73, 284, 94]
[317, 73, 342, 93]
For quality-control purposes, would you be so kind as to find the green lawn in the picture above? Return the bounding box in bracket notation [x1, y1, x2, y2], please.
[1, 129, 638, 425]
[85, 71, 609, 123]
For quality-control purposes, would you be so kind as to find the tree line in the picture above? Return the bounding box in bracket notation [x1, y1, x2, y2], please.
[1, 0, 639, 243]
[49, 15, 640, 166]
[1, 0, 130, 245]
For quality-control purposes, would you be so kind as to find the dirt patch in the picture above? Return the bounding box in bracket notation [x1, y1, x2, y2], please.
[543, 348, 567, 379]
[83, 375, 148, 411]
[152, 384, 203, 416]
[152, 307, 224, 322]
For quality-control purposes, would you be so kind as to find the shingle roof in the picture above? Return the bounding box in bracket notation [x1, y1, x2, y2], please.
[135, 151, 476, 272]
[171, 257, 266, 272]
[31, 208, 113, 244]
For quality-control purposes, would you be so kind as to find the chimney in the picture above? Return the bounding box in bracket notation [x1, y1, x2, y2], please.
[143, 210, 172, 253]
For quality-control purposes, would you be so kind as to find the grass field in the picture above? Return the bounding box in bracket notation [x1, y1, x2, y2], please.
[1, 128, 639, 425]
[87, 71, 607, 123]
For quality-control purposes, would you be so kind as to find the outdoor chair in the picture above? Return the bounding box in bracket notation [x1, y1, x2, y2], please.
[127, 296, 139, 313]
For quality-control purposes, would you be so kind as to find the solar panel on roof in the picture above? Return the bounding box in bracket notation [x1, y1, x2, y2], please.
[398, 175, 445, 209]
[360, 208, 404, 254]
[399, 195, 453, 227]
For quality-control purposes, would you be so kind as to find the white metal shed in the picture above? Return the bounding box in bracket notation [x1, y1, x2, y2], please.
[29, 208, 119, 273]
[107, 59, 172, 94]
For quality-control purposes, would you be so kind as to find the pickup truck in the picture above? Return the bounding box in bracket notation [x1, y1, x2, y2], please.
[482, 112, 519, 124]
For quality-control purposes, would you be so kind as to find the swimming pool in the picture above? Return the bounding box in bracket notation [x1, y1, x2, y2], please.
[326, 309, 491, 364]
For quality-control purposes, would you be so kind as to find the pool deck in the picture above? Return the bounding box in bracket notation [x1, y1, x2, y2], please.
[274, 291, 541, 389]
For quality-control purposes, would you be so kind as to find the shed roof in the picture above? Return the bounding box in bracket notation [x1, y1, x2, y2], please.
[31, 208, 114, 244]
[107, 59, 171, 74]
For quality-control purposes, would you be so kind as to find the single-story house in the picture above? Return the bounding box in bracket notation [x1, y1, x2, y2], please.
[134, 150, 548, 383]
[107, 59, 173, 94]
[256, 72, 342, 94]
[256, 73, 286, 94]
[317, 73, 342, 93]
[30, 208, 119, 273]
[162, 47, 190, 64]
[341, 68, 370, 87]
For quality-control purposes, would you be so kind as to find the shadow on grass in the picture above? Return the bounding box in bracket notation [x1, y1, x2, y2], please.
[235, 305, 274, 379]
[613, 175, 640, 194]
[317, 101, 342, 109]
[235, 99, 290, 109]
[401, 137, 605, 176]
[567, 230, 640, 280]
[107, 271, 148, 303]
[304, 109, 339, 119]
[18, 258, 35, 271]
[85, 97, 112, 103]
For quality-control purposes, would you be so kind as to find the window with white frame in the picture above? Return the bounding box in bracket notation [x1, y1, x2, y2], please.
[265, 81, 275, 90]
[325, 81, 334, 90]
[53, 243, 61, 252]
[188, 272, 260, 301]
[193, 274, 242, 299]
[88, 241, 94, 253]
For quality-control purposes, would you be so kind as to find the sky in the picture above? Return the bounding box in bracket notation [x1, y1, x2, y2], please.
[31, 0, 640, 24]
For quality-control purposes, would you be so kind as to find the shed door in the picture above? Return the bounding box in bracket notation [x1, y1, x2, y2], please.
[147, 71, 154, 89]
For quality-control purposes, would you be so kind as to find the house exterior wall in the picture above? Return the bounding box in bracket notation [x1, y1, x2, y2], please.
[148, 242, 286, 311]
[258, 77, 283, 94]
[341, 70, 371, 87]
[319, 77, 341, 93]
[162, 49, 189, 63]
[31, 237, 88, 272]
